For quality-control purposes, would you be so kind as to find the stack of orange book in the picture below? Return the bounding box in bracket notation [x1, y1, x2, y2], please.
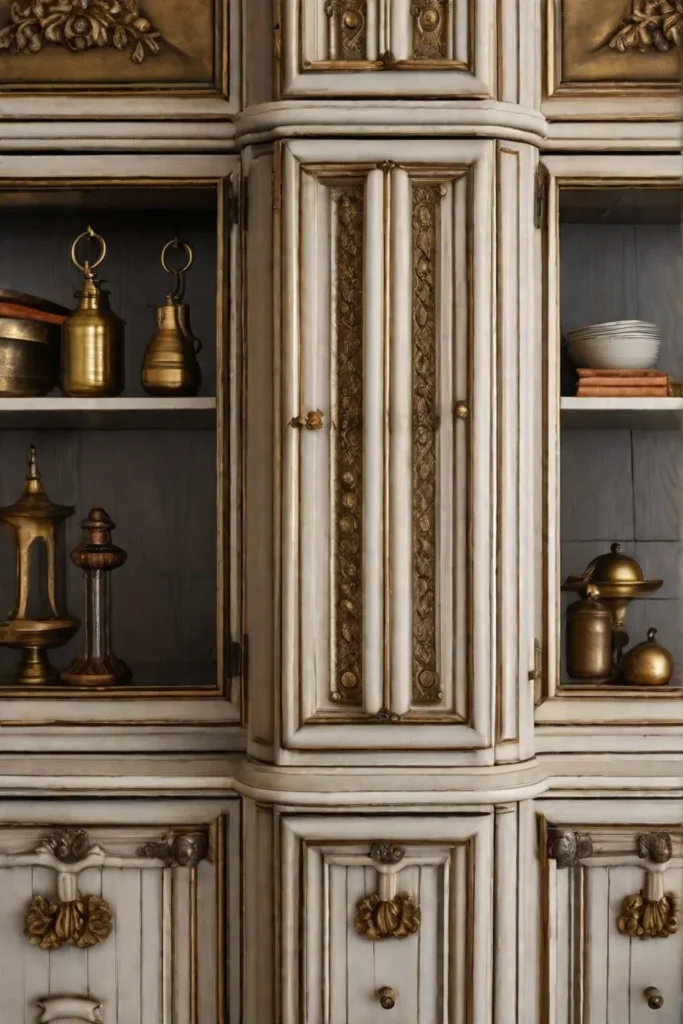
[576, 369, 672, 398]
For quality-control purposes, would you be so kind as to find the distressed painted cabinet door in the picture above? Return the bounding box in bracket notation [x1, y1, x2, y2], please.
[0, 802, 240, 1024]
[540, 807, 683, 1024]
[280, 813, 493, 1024]
[276, 0, 538, 104]
[276, 138, 496, 761]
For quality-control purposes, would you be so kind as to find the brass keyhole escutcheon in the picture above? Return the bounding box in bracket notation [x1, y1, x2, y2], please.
[645, 987, 664, 1010]
[378, 987, 395, 1010]
[455, 400, 469, 420]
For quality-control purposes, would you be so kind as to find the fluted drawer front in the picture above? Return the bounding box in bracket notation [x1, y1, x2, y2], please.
[280, 813, 493, 1024]
[0, 801, 239, 1024]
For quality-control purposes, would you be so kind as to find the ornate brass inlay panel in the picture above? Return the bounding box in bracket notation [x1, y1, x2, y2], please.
[609, 1, 683, 54]
[411, 0, 450, 58]
[331, 185, 364, 706]
[0, 0, 164, 63]
[618, 890, 679, 939]
[324, 0, 367, 61]
[411, 184, 441, 704]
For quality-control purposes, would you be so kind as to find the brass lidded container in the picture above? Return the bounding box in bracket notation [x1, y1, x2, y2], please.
[562, 542, 663, 666]
[141, 238, 202, 397]
[60, 226, 125, 397]
[0, 446, 79, 685]
[621, 628, 674, 687]
[565, 584, 614, 682]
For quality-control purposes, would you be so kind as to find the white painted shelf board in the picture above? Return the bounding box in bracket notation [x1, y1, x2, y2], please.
[561, 397, 683, 430]
[0, 397, 216, 429]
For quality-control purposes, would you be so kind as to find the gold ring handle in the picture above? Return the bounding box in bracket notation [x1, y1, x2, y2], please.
[71, 226, 107, 274]
[161, 237, 194, 276]
[378, 987, 395, 1010]
[645, 987, 663, 1010]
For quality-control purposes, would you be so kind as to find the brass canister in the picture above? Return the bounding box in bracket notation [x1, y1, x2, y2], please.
[141, 238, 202, 397]
[60, 227, 125, 397]
[566, 585, 614, 682]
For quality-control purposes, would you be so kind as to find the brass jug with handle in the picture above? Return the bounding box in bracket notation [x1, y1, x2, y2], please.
[60, 226, 125, 397]
[141, 238, 202, 397]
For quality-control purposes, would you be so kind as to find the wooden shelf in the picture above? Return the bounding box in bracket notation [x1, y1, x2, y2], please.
[561, 397, 683, 430]
[0, 397, 216, 430]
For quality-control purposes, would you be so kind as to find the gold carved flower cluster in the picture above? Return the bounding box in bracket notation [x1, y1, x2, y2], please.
[0, 0, 164, 62]
[609, 0, 683, 52]
[354, 891, 421, 941]
[617, 890, 679, 939]
[25, 893, 114, 950]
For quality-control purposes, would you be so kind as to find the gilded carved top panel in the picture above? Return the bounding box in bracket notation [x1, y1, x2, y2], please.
[556, 0, 681, 90]
[0, 0, 224, 93]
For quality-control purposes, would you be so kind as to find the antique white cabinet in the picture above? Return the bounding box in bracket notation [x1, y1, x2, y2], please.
[0, 0, 678, 1022]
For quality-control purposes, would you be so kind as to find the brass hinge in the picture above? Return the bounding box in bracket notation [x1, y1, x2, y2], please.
[228, 639, 242, 679]
[529, 638, 543, 704]
[534, 166, 548, 230]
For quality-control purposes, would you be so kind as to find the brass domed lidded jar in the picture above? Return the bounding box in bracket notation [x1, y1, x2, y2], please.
[621, 628, 674, 687]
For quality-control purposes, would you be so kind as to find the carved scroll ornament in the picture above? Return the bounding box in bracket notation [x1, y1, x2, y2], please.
[353, 842, 421, 941]
[138, 830, 208, 867]
[0, 0, 164, 63]
[547, 827, 593, 867]
[608, 0, 683, 54]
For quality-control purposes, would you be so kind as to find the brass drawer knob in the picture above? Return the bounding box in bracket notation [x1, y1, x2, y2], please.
[289, 410, 324, 430]
[645, 987, 664, 1010]
[378, 987, 395, 1010]
[455, 400, 469, 420]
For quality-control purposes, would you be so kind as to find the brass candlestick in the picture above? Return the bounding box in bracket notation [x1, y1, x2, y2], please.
[0, 446, 78, 685]
[61, 509, 131, 687]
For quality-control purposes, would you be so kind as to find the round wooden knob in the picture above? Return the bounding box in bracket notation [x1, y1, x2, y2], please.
[378, 987, 395, 1010]
[645, 987, 663, 1010]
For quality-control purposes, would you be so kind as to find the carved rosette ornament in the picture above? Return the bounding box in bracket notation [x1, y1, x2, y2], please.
[638, 832, 673, 863]
[0, 0, 164, 63]
[26, 891, 113, 950]
[23, 828, 114, 950]
[355, 892, 421, 940]
[608, 0, 683, 53]
[618, 890, 679, 939]
[354, 841, 421, 941]
[547, 827, 594, 867]
[138, 831, 209, 867]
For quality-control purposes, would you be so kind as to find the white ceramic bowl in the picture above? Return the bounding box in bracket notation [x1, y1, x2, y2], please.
[567, 335, 660, 369]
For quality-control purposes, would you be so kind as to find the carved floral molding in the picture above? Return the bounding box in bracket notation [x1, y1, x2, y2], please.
[0, 0, 164, 63]
[608, 0, 683, 53]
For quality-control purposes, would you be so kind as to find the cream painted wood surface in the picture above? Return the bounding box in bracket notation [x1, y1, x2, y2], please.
[281, 813, 493, 1024]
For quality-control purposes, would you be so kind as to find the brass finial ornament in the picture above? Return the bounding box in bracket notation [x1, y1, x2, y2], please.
[60, 226, 125, 397]
[0, 446, 79, 685]
[61, 508, 131, 687]
[141, 238, 202, 397]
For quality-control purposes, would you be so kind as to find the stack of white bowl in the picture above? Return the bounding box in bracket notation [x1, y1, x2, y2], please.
[565, 320, 661, 370]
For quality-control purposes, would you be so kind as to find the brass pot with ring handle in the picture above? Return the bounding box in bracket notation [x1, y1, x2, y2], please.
[60, 226, 125, 397]
[141, 237, 202, 397]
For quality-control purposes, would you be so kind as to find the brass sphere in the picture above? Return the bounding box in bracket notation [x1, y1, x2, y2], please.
[622, 628, 674, 686]
[343, 11, 360, 28]
[422, 8, 440, 27]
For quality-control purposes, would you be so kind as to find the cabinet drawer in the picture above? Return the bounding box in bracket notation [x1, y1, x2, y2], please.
[0, 800, 239, 1024]
[281, 813, 493, 1024]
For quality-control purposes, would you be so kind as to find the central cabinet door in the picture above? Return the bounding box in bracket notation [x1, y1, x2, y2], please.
[279, 139, 495, 759]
